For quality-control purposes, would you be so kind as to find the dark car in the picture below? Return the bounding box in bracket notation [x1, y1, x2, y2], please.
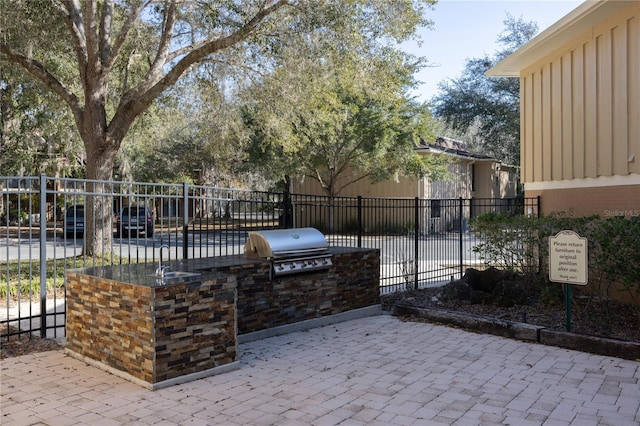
[115, 205, 154, 237]
[64, 205, 85, 237]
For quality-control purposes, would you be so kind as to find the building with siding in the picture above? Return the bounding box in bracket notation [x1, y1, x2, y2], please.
[292, 137, 517, 233]
[487, 0, 640, 218]
[292, 137, 517, 201]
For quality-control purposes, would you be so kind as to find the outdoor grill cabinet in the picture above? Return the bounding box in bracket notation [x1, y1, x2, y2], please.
[244, 228, 333, 278]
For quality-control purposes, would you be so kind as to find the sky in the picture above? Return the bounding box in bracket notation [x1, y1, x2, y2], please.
[405, 0, 584, 101]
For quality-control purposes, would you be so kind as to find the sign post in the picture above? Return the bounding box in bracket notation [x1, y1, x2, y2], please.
[549, 230, 588, 332]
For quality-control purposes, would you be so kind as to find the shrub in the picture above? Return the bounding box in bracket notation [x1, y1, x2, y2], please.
[470, 213, 539, 274]
[471, 213, 640, 305]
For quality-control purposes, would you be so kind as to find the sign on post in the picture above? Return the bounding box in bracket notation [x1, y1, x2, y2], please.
[549, 230, 588, 332]
[549, 230, 588, 285]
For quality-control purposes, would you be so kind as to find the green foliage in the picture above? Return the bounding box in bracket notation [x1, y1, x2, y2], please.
[471, 213, 640, 303]
[242, 51, 446, 196]
[2, 0, 437, 254]
[470, 212, 540, 273]
[0, 255, 134, 300]
[431, 14, 538, 166]
[590, 216, 640, 296]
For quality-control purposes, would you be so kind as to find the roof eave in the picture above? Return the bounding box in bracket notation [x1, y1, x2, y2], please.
[486, 1, 633, 77]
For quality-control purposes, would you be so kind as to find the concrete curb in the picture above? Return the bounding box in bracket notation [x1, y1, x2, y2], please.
[393, 304, 640, 361]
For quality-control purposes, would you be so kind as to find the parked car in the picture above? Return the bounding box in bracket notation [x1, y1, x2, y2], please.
[65, 205, 85, 237]
[115, 205, 154, 237]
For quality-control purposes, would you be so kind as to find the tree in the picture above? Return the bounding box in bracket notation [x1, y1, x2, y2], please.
[430, 14, 538, 166]
[244, 62, 447, 232]
[1, 0, 435, 255]
[119, 73, 247, 187]
[242, 22, 445, 198]
[1, 64, 85, 177]
[245, 75, 445, 198]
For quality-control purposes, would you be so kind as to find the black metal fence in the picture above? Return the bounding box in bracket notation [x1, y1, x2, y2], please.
[1, 175, 539, 340]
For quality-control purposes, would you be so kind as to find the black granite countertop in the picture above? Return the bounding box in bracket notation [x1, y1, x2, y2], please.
[68, 246, 378, 287]
[68, 259, 232, 288]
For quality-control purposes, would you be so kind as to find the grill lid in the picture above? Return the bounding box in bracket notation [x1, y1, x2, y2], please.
[244, 228, 328, 259]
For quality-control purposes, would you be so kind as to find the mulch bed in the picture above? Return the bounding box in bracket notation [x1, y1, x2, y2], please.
[0, 325, 63, 359]
[381, 286, 640, 342]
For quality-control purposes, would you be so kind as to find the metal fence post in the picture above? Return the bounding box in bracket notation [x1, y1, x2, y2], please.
[283, 189, 292, 229]
[459, 197, 464, 279]
[39, 173, 47, 338]
[414, 197, 419, 289]
[357, 196, 362, 248]
[183, 182, 189, 259]
[537, 195, 541, 217]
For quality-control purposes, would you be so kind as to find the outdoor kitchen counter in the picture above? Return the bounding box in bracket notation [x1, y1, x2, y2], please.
[70, 260, 227, 287]
[65, 261, 238, 390]
[64, 246, 380, 390]
[185, 246, 382, 337]
[69, 246, 373, 287]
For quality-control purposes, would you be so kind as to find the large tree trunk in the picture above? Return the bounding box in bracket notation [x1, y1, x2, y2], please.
[82, 131, 118, 257]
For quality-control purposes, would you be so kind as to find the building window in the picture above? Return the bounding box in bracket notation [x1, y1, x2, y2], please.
[431, 200, 441, 218]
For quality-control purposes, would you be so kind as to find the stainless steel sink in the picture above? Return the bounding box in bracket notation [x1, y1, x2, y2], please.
[162, 271, 201, 279]
[149, 271, 202, 283]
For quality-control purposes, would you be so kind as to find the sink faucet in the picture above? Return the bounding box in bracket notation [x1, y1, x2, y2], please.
[156, 244, 171, 277]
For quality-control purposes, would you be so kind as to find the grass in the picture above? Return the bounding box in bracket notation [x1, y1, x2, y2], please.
[0, 255, 135, 300]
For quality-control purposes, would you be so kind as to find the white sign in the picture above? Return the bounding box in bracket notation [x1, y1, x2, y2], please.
[549, 230, 588, 285]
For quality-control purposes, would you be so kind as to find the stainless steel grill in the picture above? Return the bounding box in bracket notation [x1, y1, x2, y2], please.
[244, 228, 333, 277]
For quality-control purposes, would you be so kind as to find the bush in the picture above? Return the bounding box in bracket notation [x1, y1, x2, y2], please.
[470, 213, 540, 274]
[471, 213, 640, 304]
[1, 209, 28, 225]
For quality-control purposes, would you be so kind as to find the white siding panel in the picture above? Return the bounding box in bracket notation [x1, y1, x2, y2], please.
[561, 54, 573, 180]
[612, 23, 629, 176]
[584, 39, 598, 178]
[551, 58, 563, 180]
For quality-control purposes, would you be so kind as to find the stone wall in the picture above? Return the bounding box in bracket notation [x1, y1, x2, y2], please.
[66, 272, 156, 383]
[205, 248, 380, 335]
[66, 272, 237, 385]
[153, 276, 237, 383]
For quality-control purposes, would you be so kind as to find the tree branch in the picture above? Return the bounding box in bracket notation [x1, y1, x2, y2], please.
[82, 0, 99, 74]
[335, 171, 372, 194]
[57, 0, 88, 81]
[111, 0, 291, 141]
[98, 0, 114, 64]
[0, 45, 83, 126]
[105, 1, 149, 72]
[147, 0, 178, 82]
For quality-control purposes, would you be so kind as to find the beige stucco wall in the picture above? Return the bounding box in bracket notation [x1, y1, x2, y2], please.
[293, 174, 420, 199]
[519, 2, 640, 215]
[291, 160, 512, 200]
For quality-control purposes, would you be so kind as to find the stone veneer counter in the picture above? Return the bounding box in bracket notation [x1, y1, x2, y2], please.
[65, 246, 380, 389]
[177, 247, 380, 337]
[66, 266, 238, 390]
